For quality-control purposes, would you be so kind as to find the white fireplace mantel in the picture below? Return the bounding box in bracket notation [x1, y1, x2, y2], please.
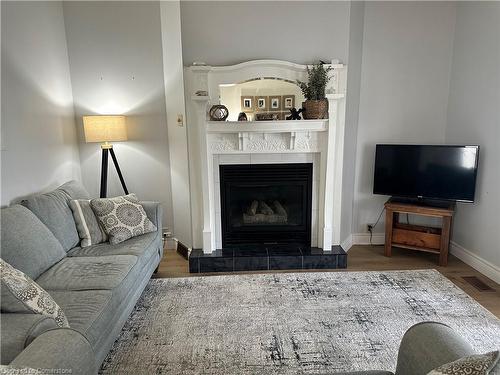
[184, 60, 347, 253]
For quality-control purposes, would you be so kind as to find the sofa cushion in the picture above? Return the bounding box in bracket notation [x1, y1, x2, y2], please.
[35, 255, 137, 292]
[0, 314, 59, 365]
[49, 290, 113, 347]
[90, 194, 156, 245]
[69, 199, 108, 247]
[67, 232, 158, 258]
[21, 182, 82, 251]
[1, 259, 69, 328]
[48, 250, 158, 347]
[0, 205, 66, 280]
[58, 180, 90, 201]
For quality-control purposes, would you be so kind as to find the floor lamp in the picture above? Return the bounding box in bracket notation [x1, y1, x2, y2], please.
[83, 115, 129, 198]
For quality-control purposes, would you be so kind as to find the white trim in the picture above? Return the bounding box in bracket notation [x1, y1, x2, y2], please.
[341, 234, 353, 252]
[352, 232, 385, 245]
[450, 241, 500, 284]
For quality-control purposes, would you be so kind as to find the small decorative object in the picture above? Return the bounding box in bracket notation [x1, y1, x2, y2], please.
[209, 104, 229, 121]
[269, 96, 281, 110]
[282, 95, 295, 109]
[256, 96, 268, 111]
[255, 112, 280, 121]
[286, 107, 303, 120]
[297, 62, 332, 119]
[195, 90, 208, 96]
[241, 96, 254, 112]
[238, 112, 248, 121]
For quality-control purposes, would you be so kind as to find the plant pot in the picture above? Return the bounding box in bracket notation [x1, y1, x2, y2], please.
[302, 99, 328, 119]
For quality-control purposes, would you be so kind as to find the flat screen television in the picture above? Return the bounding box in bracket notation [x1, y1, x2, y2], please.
[373, 144, 479, 202]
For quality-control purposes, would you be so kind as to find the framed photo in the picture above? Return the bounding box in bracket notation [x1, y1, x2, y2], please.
[269, 96, 281, 110]
[241, 96, 254, 112]
[256, 96, 268, 111]
[283, 95, 295, 109]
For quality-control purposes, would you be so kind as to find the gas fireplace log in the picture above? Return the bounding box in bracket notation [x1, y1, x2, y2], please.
[259, 201, 274, 215]
[246, 200, 259, 216]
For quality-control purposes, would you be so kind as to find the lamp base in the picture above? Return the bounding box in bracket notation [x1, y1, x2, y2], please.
[100, 146, 129, 198]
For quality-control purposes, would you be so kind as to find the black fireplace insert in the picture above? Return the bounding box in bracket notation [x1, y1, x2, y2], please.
[220, 163, 313, 247]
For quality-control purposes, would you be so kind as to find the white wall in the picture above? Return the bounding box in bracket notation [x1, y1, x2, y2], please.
[341, 1, 365, 244]
[445, 2, 500, 269]
[160, 1, 192, 246]
[352, 2, 456, 235]
[180, 1, 351, 66]
[63, 1, 174, 230]
[1, 1, 81, 205]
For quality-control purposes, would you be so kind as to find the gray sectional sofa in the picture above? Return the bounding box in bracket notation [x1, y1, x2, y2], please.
[1, 181, 163, 374]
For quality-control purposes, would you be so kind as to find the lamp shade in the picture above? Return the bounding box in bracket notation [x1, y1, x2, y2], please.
[83, 115, 127, 143]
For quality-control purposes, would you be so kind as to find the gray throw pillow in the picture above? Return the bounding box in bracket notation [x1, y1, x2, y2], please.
[90, 194, 157, 245]
[0, 259, 69, 328]
[427, 351, 499, 375]
[69, 199, 108, 247]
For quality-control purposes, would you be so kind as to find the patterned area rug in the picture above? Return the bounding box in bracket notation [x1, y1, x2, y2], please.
[100, 270, 500, 374]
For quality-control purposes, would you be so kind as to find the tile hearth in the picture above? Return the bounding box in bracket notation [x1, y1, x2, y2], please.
[189, 245, 347, 273]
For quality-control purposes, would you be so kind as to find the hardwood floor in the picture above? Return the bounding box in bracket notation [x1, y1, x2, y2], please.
[155, 244, 500, 318]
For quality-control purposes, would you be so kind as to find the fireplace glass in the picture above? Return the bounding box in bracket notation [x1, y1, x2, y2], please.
[220, 163, 312, 247]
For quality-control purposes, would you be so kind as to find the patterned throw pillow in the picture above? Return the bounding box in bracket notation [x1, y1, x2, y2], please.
[0, 259, 69, 328]
[90, 194, 157, 245]
[69, 199, 108, 247]
[427, 351, 499, 375]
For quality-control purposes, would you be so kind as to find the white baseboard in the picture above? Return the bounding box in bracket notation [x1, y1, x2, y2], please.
[347, 233, 500, 284]
[351, 233, 385, 246]
[449, 241, 500, 285]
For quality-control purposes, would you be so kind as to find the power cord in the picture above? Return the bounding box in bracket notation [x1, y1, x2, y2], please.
[367, 206, 385, 246]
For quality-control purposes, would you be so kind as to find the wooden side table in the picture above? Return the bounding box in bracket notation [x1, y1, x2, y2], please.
[384, 199, 455, 266]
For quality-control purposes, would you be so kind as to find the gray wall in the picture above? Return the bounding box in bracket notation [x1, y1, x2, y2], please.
[1, 1, 81, 205]
[445, 2, 500, 267]
[63, 1, 174, 229]
[180, 1, 351, 66]
[352, 2, 456, 234]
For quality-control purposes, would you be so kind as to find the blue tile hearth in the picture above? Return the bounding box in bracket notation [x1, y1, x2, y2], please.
[189, 245, 347, 273]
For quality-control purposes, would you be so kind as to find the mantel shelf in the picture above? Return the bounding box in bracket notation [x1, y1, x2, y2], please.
[207, 119, 328, 133]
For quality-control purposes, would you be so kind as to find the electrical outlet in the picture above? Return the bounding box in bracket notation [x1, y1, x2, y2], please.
[367, 224, 373, 233]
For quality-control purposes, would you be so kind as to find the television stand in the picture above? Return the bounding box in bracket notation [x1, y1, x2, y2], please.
[384, 198, 455, 266]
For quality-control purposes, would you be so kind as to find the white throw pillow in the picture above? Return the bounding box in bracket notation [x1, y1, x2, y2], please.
[0, 259, 69, 328]
[69, 199, 108, 247]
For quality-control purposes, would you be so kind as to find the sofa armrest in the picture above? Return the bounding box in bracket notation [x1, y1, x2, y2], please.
[141, 201, 162, 232]
[1, 313, 59, 364]
[395, 322, 475, 375]
[10, 328, 96, 375]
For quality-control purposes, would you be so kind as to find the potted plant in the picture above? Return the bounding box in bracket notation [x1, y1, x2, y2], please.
[297, 63, 332, 119]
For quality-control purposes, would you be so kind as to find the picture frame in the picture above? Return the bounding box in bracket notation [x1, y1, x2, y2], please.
[282, 95, 295, 109]
[241, 96, 254, 112]
[269, 96, 281, 111]
[256, 96, 268, 111]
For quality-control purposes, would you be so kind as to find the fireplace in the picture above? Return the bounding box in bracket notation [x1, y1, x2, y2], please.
[220, 163, 313, 247]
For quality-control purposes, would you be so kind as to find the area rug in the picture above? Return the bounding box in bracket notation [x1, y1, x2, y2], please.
[100, 270, 500, 374]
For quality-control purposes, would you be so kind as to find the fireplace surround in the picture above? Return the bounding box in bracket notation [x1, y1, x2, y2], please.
[185, 60, 348, 272]
[220, 163, 313, 247]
